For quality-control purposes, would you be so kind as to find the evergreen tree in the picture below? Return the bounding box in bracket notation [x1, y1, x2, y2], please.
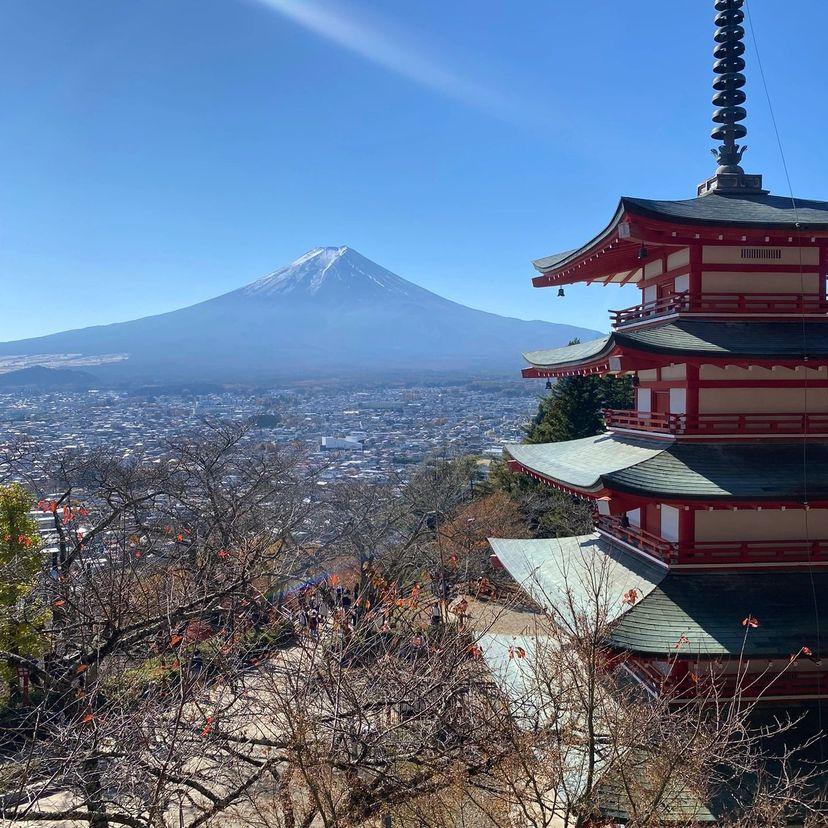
[492, 341, 633, 537]
[0, 483, 45, 703]
[525, 340, 633, 444]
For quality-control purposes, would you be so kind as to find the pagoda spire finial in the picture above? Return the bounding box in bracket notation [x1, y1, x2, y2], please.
[711, 0, 748, 172]
[697, 0, 767, 196]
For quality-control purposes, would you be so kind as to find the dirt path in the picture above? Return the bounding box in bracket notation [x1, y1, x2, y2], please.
[461, 596, 549, 637]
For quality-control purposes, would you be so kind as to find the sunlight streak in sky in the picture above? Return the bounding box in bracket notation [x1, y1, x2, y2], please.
[246, 0, 533, 125]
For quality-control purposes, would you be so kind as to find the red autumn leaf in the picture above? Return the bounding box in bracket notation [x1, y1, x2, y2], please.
[53, 599, 66, 607]
[176, 534, 185, 542]
[82, 713, 95, 723]
[742, 615, 760, 628]
[622, 588, 639, 605]
[802, 646, 814, 656]
[201, 716, 215, 737]
[674, 634, 690, 649]
[218, 549, 229, 558]
[75, 664, 88, 674]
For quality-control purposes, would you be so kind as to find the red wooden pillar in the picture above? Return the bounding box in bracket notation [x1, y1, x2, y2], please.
[685, 363, 700, 419]
[821, 245, 828, 306]
[689, 242, 703, 307]
[679, 505, 695, 552]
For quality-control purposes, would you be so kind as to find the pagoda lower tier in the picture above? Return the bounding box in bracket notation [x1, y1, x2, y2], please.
[489, 536, 827, 702]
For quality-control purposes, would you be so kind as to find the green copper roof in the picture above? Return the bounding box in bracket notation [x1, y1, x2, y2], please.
[595, 756, 716, 824]
[507, 434, 665, 492]
[625, 320, 828, 358]
[605, 441, 828, 500]
[524, 320, 828, 370]
[489, 534, 666, 624]
[532, 247, 580, 272]
[509, 435, 828, 500]
[524, 336, 611, 369]
[610, 571, 827, 657]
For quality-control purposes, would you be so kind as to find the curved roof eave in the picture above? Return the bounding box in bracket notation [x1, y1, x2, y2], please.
[532, 201, 626, 274]
[488, 535, 666, 624]
[523, 335, 613, 370]
[507, 435, 667, 493]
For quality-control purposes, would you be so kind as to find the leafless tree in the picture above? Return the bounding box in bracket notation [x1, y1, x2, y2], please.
[0, 433, 825, 827]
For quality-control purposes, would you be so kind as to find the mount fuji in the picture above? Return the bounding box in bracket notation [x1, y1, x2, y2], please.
[0, 247, 600, 383]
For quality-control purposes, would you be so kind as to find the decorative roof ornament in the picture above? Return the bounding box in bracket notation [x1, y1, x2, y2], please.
[698, 0, 767, 196]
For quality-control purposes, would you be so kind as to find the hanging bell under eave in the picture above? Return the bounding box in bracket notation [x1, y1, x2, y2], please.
[545, 379, 553, 390]
[557, 287, 565, 297]
[637, 243, 649, 261]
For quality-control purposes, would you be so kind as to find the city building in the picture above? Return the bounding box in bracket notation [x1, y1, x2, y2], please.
[491, 0, 827, 820]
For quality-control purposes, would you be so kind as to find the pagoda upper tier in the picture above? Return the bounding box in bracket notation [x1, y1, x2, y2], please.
[533, 192, 828, 291]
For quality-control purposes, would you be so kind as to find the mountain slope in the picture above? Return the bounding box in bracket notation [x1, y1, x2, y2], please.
[0, 366, 95, 391]
[0, 247, 601, 382]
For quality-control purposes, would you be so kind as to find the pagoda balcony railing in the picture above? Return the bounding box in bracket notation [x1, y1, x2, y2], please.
[611, 291, 828, 327]
[596, 516, 678, 564]
[597, 515, 828, 567]
[611, 293, 689, 327]
[679, 539, 828, 566]
[603, 409, 828, 437]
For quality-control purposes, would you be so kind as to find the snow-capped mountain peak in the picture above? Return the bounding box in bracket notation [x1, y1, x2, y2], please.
[239, 246, 425, 304]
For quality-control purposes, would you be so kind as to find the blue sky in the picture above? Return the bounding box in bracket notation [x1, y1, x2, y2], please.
[2, 0, 826, 341]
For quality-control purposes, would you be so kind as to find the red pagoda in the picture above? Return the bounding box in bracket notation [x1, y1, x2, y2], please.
[491, 0, 828, 719]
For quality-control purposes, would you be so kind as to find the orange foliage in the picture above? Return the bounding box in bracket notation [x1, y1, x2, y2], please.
[438, 493, 529, 568]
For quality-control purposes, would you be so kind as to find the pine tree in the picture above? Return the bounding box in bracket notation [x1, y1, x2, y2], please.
[492, 341, 633, 537]
[525, 340, 633, 444]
